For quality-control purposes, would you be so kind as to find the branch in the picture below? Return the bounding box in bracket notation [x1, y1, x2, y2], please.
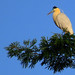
[5, 32, 75, 73]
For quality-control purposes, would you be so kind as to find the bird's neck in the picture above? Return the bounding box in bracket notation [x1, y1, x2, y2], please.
[53, 9, 61, 21]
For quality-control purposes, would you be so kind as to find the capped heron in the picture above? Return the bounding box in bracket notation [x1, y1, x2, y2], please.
[48, 6, 73, 35]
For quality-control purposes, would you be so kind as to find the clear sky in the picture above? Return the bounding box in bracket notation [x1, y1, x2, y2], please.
[0, 0, 75, 75]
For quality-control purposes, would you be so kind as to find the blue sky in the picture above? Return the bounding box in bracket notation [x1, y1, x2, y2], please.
[0, 0, 75, 75]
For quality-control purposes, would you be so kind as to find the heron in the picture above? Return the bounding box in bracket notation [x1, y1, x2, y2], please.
[48, 6, 73, 35]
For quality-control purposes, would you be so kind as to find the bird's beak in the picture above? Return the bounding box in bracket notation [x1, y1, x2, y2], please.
[47, 10, 54, 15]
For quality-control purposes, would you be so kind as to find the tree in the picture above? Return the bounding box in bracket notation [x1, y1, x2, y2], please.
[5, 32, 75, 73]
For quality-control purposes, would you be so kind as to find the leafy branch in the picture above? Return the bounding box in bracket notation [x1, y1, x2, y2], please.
[5, 33, 75, 73]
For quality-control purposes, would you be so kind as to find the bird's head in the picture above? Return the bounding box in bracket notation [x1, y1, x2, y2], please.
[48, 6, 60, 15]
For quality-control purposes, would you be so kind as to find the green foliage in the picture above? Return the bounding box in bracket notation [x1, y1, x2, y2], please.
[5, 33, 75, 73]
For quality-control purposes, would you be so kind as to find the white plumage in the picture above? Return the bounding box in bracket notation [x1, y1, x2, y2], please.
[54, 13, 73, 34]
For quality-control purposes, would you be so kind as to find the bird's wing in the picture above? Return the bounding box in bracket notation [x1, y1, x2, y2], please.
[55, 13, 73, 33]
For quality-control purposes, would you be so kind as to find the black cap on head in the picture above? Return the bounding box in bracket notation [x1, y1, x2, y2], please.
[53, 6, 57, 9]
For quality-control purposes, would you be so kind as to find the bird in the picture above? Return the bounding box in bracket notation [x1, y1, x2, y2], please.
[48, 6, 73, 35]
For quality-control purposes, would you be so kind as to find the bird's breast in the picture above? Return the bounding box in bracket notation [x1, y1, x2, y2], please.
[53, 12, 60, 22]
